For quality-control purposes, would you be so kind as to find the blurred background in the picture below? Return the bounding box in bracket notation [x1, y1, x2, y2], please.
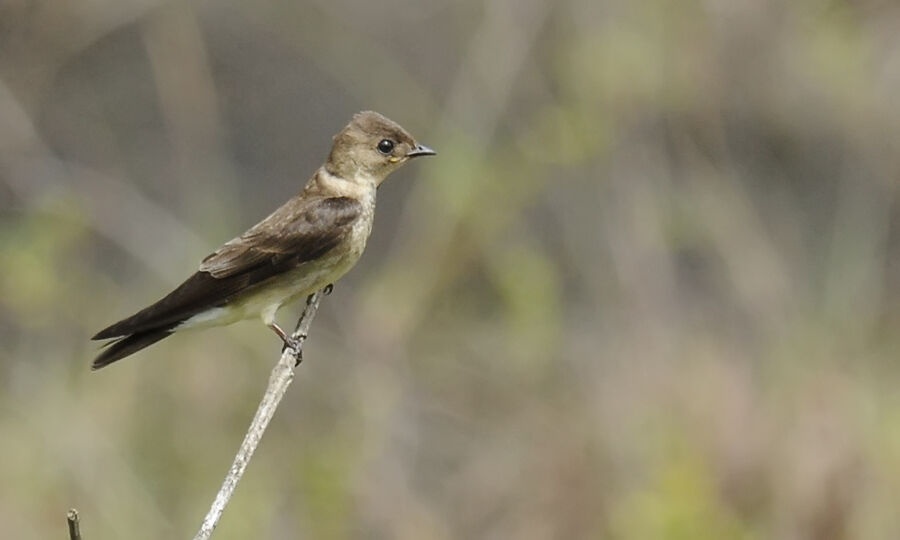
[2, 0, 900, 538]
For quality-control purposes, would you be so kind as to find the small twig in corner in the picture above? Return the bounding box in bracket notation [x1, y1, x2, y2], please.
[67, 509, 82, 540]
[192, 288, 327, 540]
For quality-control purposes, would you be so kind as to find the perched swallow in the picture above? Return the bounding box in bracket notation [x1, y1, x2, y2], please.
[91, 111, 435, 369]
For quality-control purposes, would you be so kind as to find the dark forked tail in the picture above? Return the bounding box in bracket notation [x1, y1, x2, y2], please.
[90, 271, 222, 370]
[90, 262, 291, 369]
[92, 327, 174, 370]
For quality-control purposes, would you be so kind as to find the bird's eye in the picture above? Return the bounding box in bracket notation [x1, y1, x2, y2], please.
[377, 139, 395, 155]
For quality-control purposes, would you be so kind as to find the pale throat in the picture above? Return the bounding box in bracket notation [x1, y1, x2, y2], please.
[317, 167, 379, 200]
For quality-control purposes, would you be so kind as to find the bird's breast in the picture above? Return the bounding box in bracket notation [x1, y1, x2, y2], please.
[244, 193, 375, 317]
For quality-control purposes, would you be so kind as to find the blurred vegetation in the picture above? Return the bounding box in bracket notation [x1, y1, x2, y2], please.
[2, 0, 900, 538]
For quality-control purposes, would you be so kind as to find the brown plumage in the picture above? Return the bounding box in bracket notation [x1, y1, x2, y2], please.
[92, 111, 435, 369]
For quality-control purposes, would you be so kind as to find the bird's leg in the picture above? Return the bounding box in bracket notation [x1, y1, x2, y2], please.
[269, 322, 304, 363]
[323, 283, 334, 295]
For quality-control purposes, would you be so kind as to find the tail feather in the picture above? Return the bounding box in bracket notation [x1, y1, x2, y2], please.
[92, 328, 174, 370]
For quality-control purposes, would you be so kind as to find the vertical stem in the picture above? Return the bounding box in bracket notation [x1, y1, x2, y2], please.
[192, 289, 325, 540]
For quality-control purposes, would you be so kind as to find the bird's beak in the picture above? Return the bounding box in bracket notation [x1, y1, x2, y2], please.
[406, 144, 436, 158]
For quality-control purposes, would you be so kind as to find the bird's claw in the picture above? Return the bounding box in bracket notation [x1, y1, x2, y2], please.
[323, 283, 334, 295]
[281, 333, 307, 365]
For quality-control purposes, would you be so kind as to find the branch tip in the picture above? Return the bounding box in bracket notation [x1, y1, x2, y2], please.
[66, 508, 82, 540]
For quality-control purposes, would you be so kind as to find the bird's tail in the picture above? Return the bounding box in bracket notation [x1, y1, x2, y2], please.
[92, 328, 174, 370]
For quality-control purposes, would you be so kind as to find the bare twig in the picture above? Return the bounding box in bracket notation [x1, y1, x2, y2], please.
[192, 288, 327, 540]
[66, 509, 82, 540]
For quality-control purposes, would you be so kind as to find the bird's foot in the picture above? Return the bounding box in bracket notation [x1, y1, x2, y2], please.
[281, 335, 306, 365]
[270, 323, 306, 365]
[306, 284, 332, 305]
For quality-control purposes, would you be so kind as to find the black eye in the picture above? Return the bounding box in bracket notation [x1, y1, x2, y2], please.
[377, 139, 394, 155]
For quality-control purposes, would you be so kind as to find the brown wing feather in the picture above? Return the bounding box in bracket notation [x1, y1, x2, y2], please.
[93, 196, 361, 340]
[200, 196, 361, 278]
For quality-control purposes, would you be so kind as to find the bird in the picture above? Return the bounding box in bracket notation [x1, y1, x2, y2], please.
[91, 111, 435, 370]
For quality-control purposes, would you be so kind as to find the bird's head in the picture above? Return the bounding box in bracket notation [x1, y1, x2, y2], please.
[327, 111, 436, 184]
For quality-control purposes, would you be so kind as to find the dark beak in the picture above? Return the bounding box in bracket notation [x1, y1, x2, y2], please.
[406, 144, 436, 158]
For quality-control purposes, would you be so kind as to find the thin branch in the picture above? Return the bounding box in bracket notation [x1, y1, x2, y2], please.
[192, 288, 327, 540]
[66, 509, 82, 540]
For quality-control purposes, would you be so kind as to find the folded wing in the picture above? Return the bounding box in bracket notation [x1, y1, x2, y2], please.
[92, 196, 361, 346]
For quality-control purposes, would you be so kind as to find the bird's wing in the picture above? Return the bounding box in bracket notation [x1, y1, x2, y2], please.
[200, 195, 362, 278]
[92, 196, 362, 340]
